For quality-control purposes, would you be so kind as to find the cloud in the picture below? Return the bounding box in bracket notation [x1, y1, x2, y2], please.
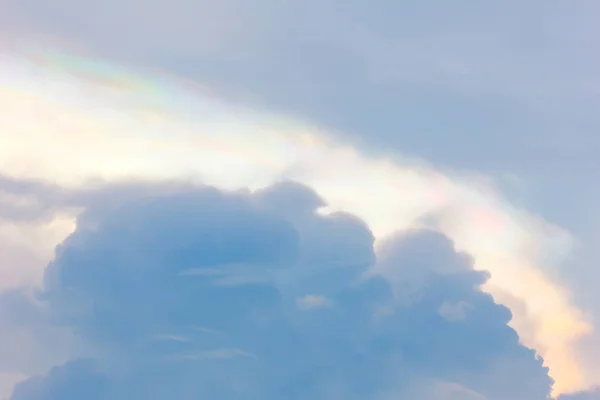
[10, 360, 108, 400]
[6, 3, 600, 358]
[559, 388, 600, 400]
[0, 47, 592, 395]
[2, 181, 555, 399]
[3, 0, 599, 175]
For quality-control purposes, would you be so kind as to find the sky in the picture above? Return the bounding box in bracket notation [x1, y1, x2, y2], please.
[0, 1, 599, 399]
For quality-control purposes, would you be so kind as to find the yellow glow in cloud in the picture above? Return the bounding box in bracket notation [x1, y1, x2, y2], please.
[0, 47, 593, 396]
[438, 205, 592, 395]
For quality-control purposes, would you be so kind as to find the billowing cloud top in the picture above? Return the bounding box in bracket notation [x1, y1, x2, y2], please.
[6, 181, 553, 399]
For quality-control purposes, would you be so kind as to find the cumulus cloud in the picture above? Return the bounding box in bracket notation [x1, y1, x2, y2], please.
[6, 3, 600, 352]
[0, 42, 593, 396]
[2, 181, 554, 399]
[0, 46, 592, 394]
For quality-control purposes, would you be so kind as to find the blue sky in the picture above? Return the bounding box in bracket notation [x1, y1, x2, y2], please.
[0, 1, 599, 399]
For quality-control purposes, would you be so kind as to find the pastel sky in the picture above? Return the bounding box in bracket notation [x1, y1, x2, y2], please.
[0, 1, 599, 400]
